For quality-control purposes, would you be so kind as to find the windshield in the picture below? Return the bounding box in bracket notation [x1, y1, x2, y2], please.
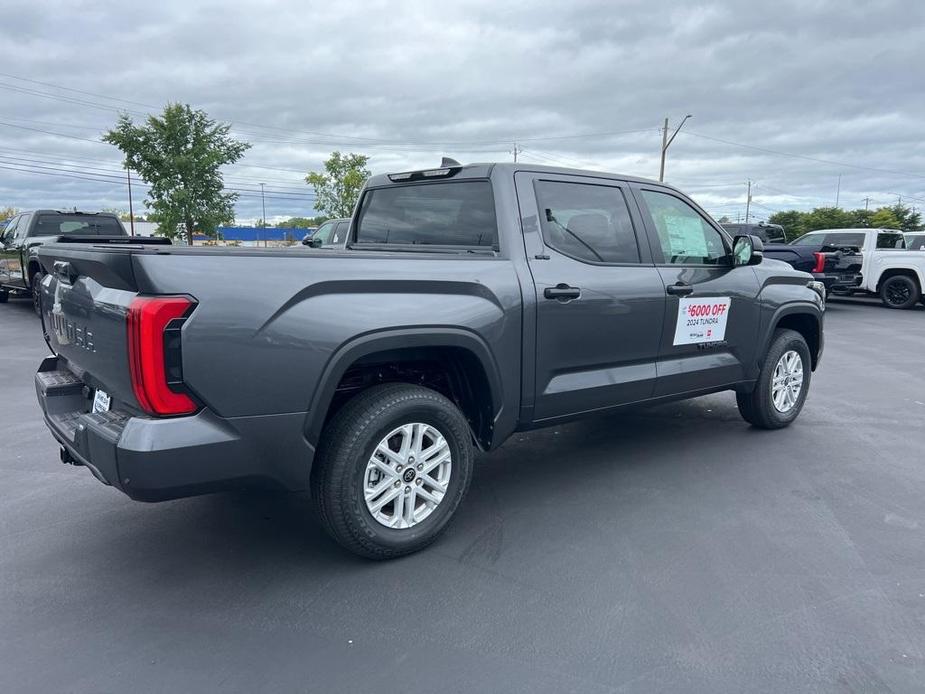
[355, 180, 497, 247]
[31, 214, 124, 237]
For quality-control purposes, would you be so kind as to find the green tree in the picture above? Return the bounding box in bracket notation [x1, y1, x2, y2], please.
[767, 210, 805, 239]
[885, 203, 922, 231]
[279, 216, 328, 228]
[799, 207, 855, 233]
[0, 206, 18, 222]
[869, 207, 902, 229]
[306, 152, 370, 218]
[103, 104, 251, 244]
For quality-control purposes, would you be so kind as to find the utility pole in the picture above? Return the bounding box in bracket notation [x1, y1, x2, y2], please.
[510, 143, 522, 163]
[835, 174, 841, 208]
[658, 114, 693, 182]
[260, 182, 267, 247]
[126, 167, 135, 236]
[864, 196, 870, 211]
[744, 179, 752, 223]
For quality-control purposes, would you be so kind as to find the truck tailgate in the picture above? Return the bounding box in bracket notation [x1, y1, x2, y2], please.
[38, 244, 141, 411]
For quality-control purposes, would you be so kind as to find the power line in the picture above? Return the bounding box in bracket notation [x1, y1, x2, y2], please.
[682, 130, 925, 180]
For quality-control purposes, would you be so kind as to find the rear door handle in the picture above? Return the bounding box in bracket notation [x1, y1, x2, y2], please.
[544, 284, 581, 301]
[666, 283, 694, 296]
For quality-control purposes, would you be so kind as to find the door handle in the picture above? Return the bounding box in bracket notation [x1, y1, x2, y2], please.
[544, 284, 581, 301]
[666, 282, 694, 296]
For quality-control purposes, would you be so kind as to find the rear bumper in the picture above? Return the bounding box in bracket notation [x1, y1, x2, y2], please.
[35, 356, 315, 501]
[812, 272, 863, 291]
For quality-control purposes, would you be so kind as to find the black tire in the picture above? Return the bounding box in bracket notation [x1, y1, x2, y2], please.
[0, 290, 8, 304]
[31, 270, 44, 316]
[737, 329, 812, 430]
[311, 383, 474, 559]
[879, 275, 920, 310]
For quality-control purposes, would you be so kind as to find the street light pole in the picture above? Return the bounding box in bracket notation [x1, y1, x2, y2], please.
[658, 114, 693, 182]
[126, 167, 135, 237]
[260, 182, 267, 247]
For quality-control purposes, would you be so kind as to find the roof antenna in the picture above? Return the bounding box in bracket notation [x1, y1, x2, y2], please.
[441, 157, 461, 167]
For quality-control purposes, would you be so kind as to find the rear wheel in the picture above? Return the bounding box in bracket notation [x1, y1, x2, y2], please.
[31, 270, 44, 316]
[737, 329, 811, 429]
[880, 275, 919, 310]
[311, 383, 474, 559]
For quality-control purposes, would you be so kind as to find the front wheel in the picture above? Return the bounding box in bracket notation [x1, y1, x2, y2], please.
[880, 275, 920, 310]
[737, 329, 812, 429]
[311, 383, 474, 559]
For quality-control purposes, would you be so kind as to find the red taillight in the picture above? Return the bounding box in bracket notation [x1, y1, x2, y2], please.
[812, 252, 826, 274]
[126, 296, 197, 416]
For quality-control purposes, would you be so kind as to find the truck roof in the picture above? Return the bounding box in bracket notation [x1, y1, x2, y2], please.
[366, 162, 678, 191]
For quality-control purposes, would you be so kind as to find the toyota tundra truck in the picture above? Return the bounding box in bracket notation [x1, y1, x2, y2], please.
[33, 162, 825, 559]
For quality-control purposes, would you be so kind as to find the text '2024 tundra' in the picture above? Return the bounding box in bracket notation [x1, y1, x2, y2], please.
[34, 162, 825, 558]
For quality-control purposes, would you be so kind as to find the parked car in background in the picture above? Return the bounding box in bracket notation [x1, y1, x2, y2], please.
[721, 222, 786, 243]
[761, 237, 863, 297]
[302, 217, 350, 248]
[1, 210, 171, 313]
[34, 162, 825, 559]
[790, 228, 924, 309]
[905, 232, 925, 251]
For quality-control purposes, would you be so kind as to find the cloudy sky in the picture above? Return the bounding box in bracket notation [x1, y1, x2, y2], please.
[1, 0, 924, 224]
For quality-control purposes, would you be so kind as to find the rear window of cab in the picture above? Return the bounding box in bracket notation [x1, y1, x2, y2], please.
[354, 180, 498, 248]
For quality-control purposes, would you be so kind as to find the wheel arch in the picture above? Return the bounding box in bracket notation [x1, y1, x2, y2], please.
[306, 328, 506, 450]
[766, 304, 822, 371]
[876, 267, 923, 293]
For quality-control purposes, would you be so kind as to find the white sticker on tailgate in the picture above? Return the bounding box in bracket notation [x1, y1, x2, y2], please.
[92, 389, 111, 414]
[673, 297, 731, 345]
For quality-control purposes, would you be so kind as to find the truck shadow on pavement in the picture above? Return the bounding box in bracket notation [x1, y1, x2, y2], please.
[73, 394, 763, 574]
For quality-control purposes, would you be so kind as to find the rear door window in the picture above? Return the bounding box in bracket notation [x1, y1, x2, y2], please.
[909, 236, 925, 251]
[534, 180, 641, 263]
[355, 180, 497, 248]
[876, 232, 905, 249]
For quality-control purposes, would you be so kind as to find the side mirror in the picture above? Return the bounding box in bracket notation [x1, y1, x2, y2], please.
[733, 234, 763, 266]
[310, 236, 323, 248]
[301, 234, 313, 246]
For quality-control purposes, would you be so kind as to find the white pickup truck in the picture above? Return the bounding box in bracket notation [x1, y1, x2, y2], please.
[791, 228, 925, 309]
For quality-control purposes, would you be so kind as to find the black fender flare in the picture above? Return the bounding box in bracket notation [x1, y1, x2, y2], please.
[305, 327, 505, 446]
[761, 301, 823, 367]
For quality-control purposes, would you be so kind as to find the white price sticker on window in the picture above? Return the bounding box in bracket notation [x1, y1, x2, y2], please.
[673, 297, 731, 345]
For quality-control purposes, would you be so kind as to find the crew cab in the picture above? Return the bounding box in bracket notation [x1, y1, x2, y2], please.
[0, 210, 167, 313]
[790, 228, 924, 309]
[34, 162, 825, 559]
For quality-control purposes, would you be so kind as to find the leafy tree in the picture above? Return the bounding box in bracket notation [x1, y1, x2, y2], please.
[767, 210, 804, 239]
[306, 152, 370, 218]
[279, 216, 328, 228]
[0, 206, 18, 222]
[800, 207, 856, 232]
[870, 208, 902, 229]
[103, 104, 251, 244]
[886, 203, 922, 231]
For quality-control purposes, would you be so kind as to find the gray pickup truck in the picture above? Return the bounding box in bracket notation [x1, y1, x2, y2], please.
[34, 162, 825, 558]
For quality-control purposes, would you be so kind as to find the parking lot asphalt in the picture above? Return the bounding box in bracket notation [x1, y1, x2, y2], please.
[2, 296, 924, 693]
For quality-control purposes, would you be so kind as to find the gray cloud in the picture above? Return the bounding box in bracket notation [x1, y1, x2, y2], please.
[1, 0, 923, 223]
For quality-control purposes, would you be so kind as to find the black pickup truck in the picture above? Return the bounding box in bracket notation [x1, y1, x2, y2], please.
[721, 222, 863, 294]
[33, 162, 825, 559]
[0, 210, 169, 313]
[761, 242, 862, 296]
